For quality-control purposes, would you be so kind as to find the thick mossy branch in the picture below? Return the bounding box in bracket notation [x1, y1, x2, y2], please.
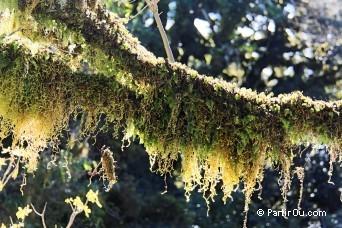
[0, 1, 341, 217]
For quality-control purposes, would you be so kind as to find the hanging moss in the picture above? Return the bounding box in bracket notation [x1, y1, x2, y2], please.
[0, 2, 341, 226]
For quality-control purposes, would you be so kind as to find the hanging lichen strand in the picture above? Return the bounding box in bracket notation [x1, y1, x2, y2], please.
[0, 1, 341, 222]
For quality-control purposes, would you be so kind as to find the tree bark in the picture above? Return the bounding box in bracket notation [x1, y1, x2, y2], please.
[0, 0, 340, 210]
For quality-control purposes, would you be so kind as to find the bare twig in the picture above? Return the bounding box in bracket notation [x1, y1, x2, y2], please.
[1, 155, 20, 190]
[145, 0, 175, 63]
[87, 162, 101, 187]
[20, 173, 27, 195]
[129, 4, 149, 20]
[2, 155, 15, 179]
[66, 200, 88, 228]
[31, 203, 47, 228]
[66, 211, 81, 228]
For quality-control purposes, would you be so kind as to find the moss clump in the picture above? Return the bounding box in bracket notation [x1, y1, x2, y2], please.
[0, 2, 341, 226]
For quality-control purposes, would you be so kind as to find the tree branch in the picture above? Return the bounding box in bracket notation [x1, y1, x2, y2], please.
[31, 203, 47, 228]
[145, 0, 175, 62]
[0, 1, 340, 215]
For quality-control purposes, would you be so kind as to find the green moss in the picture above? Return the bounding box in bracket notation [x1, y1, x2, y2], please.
[0, 3, 341, 226]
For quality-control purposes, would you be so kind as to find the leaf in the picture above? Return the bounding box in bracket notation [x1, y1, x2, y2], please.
[86, 189, 102, 208]
[16, 205, 32, 220]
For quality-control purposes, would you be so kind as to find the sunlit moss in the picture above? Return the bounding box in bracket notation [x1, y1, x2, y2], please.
[0, 3, 341, 227]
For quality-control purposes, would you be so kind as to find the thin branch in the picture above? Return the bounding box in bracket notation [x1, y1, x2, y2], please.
[66, 211, 79, 228]
[2, 155, 15, 180]
[1, 156, 19, 189]
[129, 4, 148, 21]
[20, 173, 27, 195]
[145, 0, 175, 62]
[31, 203, 47, 228]
[65, 201, 88, 228]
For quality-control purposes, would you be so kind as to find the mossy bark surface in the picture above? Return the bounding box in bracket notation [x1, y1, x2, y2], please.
[0, 1, 341, 220]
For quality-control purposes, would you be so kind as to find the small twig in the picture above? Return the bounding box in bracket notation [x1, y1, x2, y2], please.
[129, 4, 149, 21]
[66, 211, 81, 228]
[66, 200, 87, 228]
[65, 200, 88, 228]
[87, 162, 101, 187]
[145, 0, 175, 63]
[0, 28, 21, 40]
[2, 155, 15, 180]
[31, 203, 47, 228]
[63, 156, 71, 179]
[2, 156, 20, 189]
[9, 216, 14, 226]
[20, 173, 27, 195]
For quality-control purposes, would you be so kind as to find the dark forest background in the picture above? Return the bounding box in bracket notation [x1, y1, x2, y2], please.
[0, 0, 341, 227]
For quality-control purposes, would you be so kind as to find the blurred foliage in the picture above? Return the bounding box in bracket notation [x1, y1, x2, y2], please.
[112, 0, 341, 100]
[0, 0, 341, 227]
